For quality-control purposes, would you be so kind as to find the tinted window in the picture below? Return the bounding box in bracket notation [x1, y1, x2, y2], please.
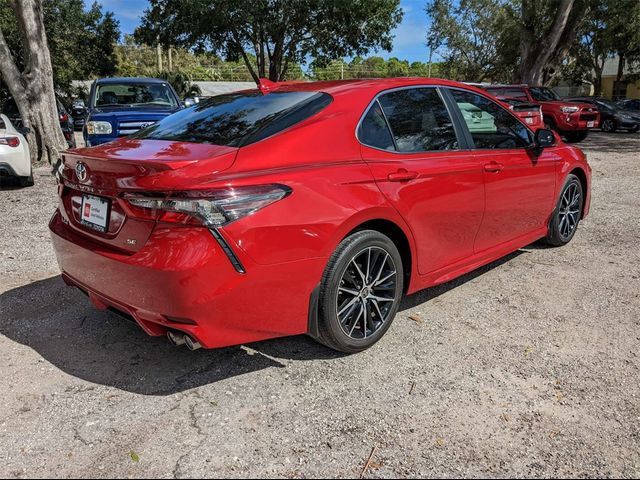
[450, 89, 533, 149]
[358, 101, 395, 151]
[377, 88, 459, 152]
[134, 90, 332, 147]
[501, 88, 528, 101]
[529, 87, 560, 101]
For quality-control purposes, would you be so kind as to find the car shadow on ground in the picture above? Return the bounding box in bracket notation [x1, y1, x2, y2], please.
[0, 249, 530, 396]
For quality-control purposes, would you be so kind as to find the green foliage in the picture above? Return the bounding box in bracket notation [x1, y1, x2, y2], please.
[135, 0, 403, 81]
[0, 0, 120, 102]
[154, 71, 202, 98]
[310, 56, 443, 80]
[425, 0, 520, 82]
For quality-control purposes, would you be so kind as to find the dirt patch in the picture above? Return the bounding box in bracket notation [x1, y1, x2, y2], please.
[1, 131, 639, 478]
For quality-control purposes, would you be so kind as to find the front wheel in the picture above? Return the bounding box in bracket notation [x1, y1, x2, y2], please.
[544, 174, 584, 247]
[317, 230, 404, 353]
[564, 130, 589, 143]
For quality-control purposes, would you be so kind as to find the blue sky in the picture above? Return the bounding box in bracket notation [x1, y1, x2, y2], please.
[92, 0, 432, 63]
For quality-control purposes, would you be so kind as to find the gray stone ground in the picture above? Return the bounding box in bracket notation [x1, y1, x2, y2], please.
[0, 131, 639, 478]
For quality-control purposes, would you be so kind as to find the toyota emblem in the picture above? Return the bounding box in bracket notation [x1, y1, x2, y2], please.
[75, 162, 88, 182]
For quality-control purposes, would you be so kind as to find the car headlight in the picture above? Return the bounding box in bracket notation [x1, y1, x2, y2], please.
[86, 121, 112, 135]
[560, 106, 580, 114]
[618, 113, 632, 120]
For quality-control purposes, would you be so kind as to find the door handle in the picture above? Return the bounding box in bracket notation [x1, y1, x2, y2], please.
[483, 161, 504, 173]
[387, 169, 419, 182]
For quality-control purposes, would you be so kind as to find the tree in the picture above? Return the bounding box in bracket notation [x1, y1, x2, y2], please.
[425, 0, 520, 82]
[0, 0, 120, 100]
[517, 0, 589, 85]
[0, 0, 66, 164]
[563, 0, 640, 96]
[136, 0, 403, 83]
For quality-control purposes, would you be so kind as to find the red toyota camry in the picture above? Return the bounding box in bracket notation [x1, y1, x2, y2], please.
[50, 78, 591, 353]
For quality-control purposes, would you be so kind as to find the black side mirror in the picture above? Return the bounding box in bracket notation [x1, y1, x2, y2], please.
[533, 128, 555, 154]
[18, 126, 31, 136]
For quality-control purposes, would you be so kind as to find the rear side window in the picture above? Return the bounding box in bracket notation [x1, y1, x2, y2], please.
[133, 90, 332, 147]
[376, 88, 459, 152]
[450, 89, 533, 149]
[358, 101, 395, 151]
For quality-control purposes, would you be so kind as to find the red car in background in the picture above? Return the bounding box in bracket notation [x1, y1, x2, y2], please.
[483, 85, 599, 143]
[50, 78, 591, 353]
[499, 97, 544, 130]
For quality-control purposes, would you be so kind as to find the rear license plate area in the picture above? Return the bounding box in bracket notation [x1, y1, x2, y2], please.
[80, 194, 110, 233]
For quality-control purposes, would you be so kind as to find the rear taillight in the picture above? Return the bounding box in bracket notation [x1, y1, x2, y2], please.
[59, 113, 69, 123]
[0, 137, 20, 147]
[126, 184, 291, 227]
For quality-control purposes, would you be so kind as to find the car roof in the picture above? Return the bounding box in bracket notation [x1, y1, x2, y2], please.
[94, 77, 170, 85]
[266, 77, 491, 97]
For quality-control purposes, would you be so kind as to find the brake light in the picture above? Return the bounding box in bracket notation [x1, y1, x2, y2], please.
[126, 184, 291, 227]
[0, 137, 20, 147]
[59, 113, 69, 123]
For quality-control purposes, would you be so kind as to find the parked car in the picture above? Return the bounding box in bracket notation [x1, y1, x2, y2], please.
[83, 77, 182, 146]
[71, 99, 88, 131]
[566, 96, 640, 133]
[482, 85, 599, 143]
[50, 78, 591, 353]
[499, 97, 544, 130]
[0, 114, 32, 187]
[617, 99, 640, 112]
[2, 97, 76, 149]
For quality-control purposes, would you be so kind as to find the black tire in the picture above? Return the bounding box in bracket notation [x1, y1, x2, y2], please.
[544, 174, 584, 247]
[317, 230, 404, 353]
[564, 130, 589, 143]
[18, 167, 34, 188]
[629, 125, 639, 133]
[601, 118, 616, 133]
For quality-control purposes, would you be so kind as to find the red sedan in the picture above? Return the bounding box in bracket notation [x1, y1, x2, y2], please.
[50, 78, 591, 353]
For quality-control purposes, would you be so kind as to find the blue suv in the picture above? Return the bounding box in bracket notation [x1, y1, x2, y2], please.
[84, 77, 182, 146]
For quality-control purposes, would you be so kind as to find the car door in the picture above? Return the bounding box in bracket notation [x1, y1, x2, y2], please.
[445, 88, 560, 252]
[359, 87, 485, 275]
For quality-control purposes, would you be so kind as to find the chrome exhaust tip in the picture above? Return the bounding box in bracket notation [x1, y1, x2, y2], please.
[167, 331, 186, 347]
[184, 335, 202, 351]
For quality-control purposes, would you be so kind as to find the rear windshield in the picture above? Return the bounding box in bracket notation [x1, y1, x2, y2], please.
[133, 90, 333, 147]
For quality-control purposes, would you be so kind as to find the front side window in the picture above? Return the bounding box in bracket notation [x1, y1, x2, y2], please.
[94, 83, 179, 109]
[376, 88, 459, 152]
[133, 90, 332, 147]
[450, 89, 533, 149]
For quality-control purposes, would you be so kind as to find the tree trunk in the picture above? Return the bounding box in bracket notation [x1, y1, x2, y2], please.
[0, 0, 66, 165]
[517, 0, 587, 85]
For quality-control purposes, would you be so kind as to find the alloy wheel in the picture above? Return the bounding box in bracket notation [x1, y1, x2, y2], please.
[335, 246, 398, 339]
[558, 183, 581, 240]
[602, 119, 614, 132]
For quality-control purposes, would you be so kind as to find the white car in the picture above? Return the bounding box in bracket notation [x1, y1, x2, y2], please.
[0, 113, 32, 187]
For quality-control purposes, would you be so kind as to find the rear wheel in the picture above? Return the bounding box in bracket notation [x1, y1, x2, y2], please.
[544, 174, 583, 246]
[317, 230, 403, 353]
[601, 119, 616, 133]
[564, 130, 589, 143]
[18, 167, 34, 188]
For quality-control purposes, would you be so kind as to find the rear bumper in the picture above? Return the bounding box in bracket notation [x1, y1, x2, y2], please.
[49, 210, 323, 348]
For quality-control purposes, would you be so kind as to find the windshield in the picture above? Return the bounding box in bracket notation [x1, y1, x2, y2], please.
[94, 83, 178, 109]
[529, 87, 560, 101]
[133, 90, 332, 147]
[596, 99, 617, 110]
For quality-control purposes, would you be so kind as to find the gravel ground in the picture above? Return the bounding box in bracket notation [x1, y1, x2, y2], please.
[0, 131, 639, 478]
